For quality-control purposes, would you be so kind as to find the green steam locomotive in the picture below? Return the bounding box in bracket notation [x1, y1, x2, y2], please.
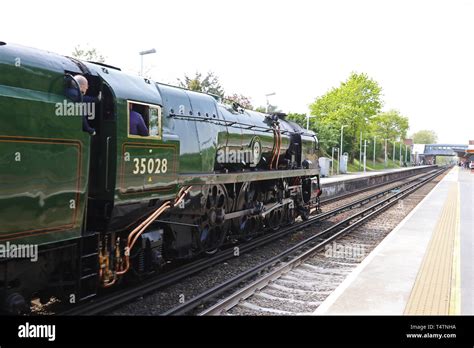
[0, 41, 320, 313]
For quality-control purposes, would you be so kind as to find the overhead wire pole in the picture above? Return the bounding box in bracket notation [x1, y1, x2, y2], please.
[363, 139, 368, 172]
[359, 116, 373, 171]
[399, 141, 402, 166]
[265, 92, 276, 113]
[139, 48, 156, 76]
[366, 115, 378, 169]
[340, 125, 348, 174]
[306, 114, 316, 130]
[373, 135, 377, 168]
[331, 147, 335, 175]
[393, 141, 396, 165]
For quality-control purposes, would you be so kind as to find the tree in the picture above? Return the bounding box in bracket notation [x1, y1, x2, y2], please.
[369, 110, 409, 159]
[411, 130, 438, 144]
[286, 113, 338, 152]
[286, 113, 306, 127]
[371, 110, 409, 141]
[226, 93, 254, 110]
[177, 72, 225, 98]
[308, 72, 383, 161]
[72, 45, 106, 63]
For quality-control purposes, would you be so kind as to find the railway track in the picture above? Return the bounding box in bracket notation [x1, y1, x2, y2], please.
[59, 167, 444, 315]
[165, 167, 447, 315]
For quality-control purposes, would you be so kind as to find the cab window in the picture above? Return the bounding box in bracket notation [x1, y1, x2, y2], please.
[148, 107, 160, 136]
[128, 101, 162, 139]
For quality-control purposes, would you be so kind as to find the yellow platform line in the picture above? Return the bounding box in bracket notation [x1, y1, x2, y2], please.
[404, 182, 460, 315]
[449, 182, 461, 314]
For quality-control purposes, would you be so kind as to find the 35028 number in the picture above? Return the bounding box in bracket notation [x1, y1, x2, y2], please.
[132, 158, 168, 174]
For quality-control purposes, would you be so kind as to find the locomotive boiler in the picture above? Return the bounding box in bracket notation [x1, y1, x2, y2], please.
[0, 41, 321, 313]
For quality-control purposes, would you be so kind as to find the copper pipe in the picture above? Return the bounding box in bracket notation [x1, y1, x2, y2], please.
[127, 202, 170, 247]
[275, 125, 281, 169]
[270, 126, 280, 170]
[271, 125, 281, 170]
[129, 186, 191, 250]
[174, 186, 192, 207]
[117, 203, 170, 276]
[128, 204, 170, 252]
[115, 254, 130, 276]
[115, 186, 192, 277]
[270, 127, 277, 170]
[127, 202, 170, 245]
[102, 277, 117, 288]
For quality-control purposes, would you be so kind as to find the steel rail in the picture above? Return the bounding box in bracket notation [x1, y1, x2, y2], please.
[60, 167, 444, 315]
[165, 168, 446, 315]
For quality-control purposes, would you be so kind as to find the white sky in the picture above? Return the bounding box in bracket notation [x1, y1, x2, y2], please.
[2, 0, 473, 143]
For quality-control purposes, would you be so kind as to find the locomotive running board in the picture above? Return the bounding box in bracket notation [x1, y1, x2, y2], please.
[178, 168, 320, 186]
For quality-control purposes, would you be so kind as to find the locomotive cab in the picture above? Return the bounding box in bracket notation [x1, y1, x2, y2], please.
[0, 42, 322, 311]
[127, 101, 162, 138]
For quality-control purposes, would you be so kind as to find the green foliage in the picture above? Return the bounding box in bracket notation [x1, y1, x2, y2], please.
[286, 113, 306, 127]
[371, 109, 409, 141]
[287, 113, 341, 154]
[436, 156, 454, 165]
[317, 122, 341, 150]
[72, 45, 106, 63]
[411, 129, 438, 144]
[308, 72, 401, 163]
[177, 72, 225, 98]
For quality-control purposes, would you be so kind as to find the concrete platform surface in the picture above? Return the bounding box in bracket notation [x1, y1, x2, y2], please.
[319, 165, 436, 200]
[314, 166, 472, 315]
[320, 165, 434, 185]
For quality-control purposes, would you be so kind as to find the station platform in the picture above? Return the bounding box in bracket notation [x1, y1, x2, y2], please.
[320, 165, 433, 185]
[314, 166, 473, 315]
[319, 165, 436, 200]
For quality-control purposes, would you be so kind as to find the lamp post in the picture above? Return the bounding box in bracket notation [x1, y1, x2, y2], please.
[265, 92, 276, 113]
[393, 141, 396, 164]
[399, 142, 402, 166]
[335, 148, 340, 175]
[139, 48, 156, 76]
[373, 135, 377, 168]
[306, 114, 317, 130]
[363, 140, 368, 172]
[359, 116, 374, 171]
[340, 125, 348, 173]
[405, 145, 408, 166]
[384, 139, 388, 168]
[331, 147, 335, 176]
[363, 115, 378, 170]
